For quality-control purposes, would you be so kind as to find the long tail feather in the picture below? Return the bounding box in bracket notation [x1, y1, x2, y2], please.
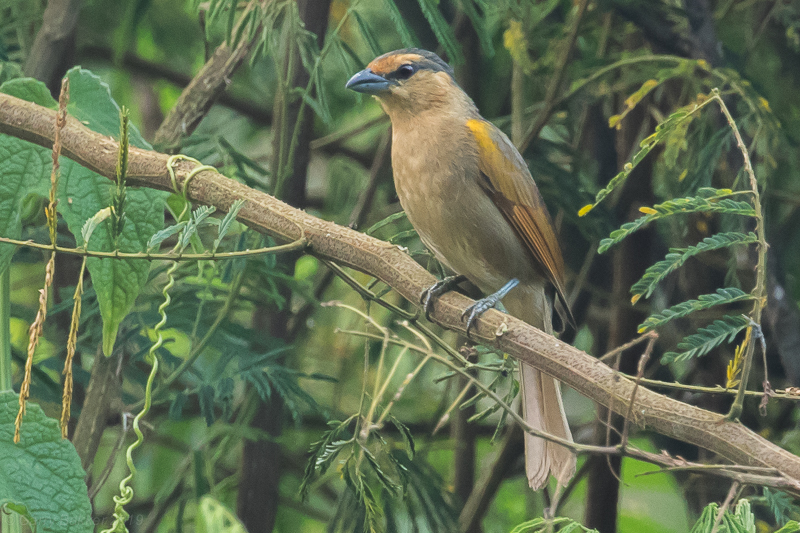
[503, 283, 576, 489]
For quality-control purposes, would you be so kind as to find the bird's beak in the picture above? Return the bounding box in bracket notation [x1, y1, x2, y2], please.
[346, 69, 393, 94]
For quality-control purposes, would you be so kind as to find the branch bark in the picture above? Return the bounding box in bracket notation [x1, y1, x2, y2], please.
[153, 37, 255, 149]
[2, 92, 800, 484]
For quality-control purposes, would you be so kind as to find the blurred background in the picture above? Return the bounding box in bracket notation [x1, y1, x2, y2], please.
[1, 0, 800, 531]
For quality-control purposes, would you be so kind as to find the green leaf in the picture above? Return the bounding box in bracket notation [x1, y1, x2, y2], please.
[639, 288, 752, 333]
[80, 207, 112, 247]
[61, 166, 166, 356]
[353, 10, 383, 57]
[0, 391, 92, 532]
[65, 69, 148, 147]
[510, 517, 547, 533]
[776, 522, 800, 533]
[765, 487, 798, 527]
[179, 205, 216, 250]
[733, 499, 756, 533]
[509, 517, 598, 533]
[148, 222, 188, 251]
[690, 503, 718, 533]
[0, 77, 58, 108]
[365, 210, 408, 235]
[2, 69, 166, 355]
[661, 315, 749, 363]
[0, 75, 59, 275]
[0, 133, 51, 274]
[599, 196, 756, 253]
[721, 512, 751, 533]
[57, 68, 166, 355]
[631, 232, 758, 302]
[415, 0, 463, 64]
[359, 442, 400, 496]
[195, 495, 248, 533]
[384, 0, 417, 48]
[299, 416, 355, 499]
[580, 106, 696, 217]
[213, 198, 246, 252]
[389, 416, 415, 460]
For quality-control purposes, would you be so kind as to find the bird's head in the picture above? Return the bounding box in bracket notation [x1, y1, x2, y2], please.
[346, 49, 467, 117]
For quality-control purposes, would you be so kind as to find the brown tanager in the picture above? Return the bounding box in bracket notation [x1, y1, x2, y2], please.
[346, 48, 576, 490]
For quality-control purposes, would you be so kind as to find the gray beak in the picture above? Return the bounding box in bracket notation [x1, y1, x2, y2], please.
[345, 69, 393, 94]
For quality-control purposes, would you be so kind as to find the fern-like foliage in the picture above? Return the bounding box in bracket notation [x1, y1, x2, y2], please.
[638, 288, 752, 333]
[661, 315, 750, 364]
[764, 487, 800, 527]
[384, 0, 417, 48]
[415, 0, 463, 64]
[599, 194, 755, 254]
[300, 414, 427, 533]
[579, 105, 699, 217]
[630, 232, 758, 303]
[690, 500, 756, 533]
[510, 517, 599, 533]
[299, 417, 357, 500]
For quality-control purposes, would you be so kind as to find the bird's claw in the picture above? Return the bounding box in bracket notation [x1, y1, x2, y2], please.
[461, 278, 520, 337]
[462, 298, 497, 335]
[420, 275, 467, 320]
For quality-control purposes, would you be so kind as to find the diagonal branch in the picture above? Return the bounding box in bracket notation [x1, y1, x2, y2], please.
[153, 36, 256, 149]
[2, 92, 800, 485]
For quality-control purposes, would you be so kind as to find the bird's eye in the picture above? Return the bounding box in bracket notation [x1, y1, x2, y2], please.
[395, 64, 415, 80]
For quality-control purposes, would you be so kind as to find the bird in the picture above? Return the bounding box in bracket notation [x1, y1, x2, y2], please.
[346, 48, 576, 490]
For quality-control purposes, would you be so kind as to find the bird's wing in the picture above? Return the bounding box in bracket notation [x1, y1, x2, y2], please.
[466, 118, 573, 324]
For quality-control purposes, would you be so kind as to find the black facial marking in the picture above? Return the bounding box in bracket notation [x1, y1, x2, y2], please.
[374, 48, 455, 81]
[402, 48, 454, 78]
[386, 64, 416, 81]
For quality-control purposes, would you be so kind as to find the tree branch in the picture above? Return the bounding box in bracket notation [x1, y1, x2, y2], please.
[153, 36, 255, 149]
[2, 92, 800, 484]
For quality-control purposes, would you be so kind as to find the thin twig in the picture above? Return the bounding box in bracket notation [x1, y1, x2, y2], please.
[88, 424, 129, 499]
[711, 482, 741, 533]
[629, 376, 800, 401]
[349, 130, 390, 229]
[518, 0, 590, 153]
[336, 318, 800, 494]
[620, 335, 656, 450]
[713, 89, 768, 421]
[310, 115, 388, 151]
[0, 235, 307, 260]
[599, 330, 658, 362]
[3, 90, 800, 488]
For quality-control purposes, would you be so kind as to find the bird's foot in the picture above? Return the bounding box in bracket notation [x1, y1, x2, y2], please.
[462, 278, 520, 336]
[420, 275, 468, 320]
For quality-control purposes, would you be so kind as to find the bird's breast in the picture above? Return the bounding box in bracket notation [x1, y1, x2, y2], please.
[390, 119, 538, 293]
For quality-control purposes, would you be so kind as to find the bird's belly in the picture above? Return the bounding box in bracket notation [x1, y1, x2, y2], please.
[397, 172, 536, 295]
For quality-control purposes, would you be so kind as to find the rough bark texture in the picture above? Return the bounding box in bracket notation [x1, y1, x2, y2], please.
[2, 92, 800, 489]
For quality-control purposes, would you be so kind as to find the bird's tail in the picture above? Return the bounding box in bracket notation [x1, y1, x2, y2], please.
[502, 283, 576, 490]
